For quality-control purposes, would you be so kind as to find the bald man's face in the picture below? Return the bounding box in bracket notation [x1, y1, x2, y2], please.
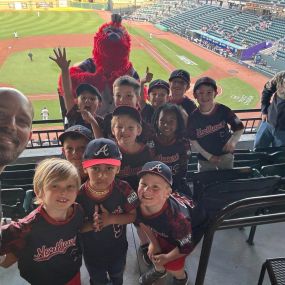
[0, 88, 33, 166]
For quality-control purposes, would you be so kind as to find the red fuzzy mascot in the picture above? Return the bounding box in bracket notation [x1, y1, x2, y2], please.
[58, 14, 138, 117]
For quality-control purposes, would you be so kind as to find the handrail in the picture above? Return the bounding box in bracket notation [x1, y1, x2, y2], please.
[27, 108, 262, 148]
[195, 194, 285, 285]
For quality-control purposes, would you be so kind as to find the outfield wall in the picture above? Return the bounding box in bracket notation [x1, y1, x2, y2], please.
[0, 0, 69, 10]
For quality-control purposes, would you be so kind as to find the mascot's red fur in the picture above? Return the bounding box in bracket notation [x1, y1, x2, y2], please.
[59, 14, 138, 116]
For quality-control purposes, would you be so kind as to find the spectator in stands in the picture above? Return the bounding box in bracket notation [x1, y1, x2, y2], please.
[254, 71, 285, 148]
[168, 69, 197, 117]
[59, 125, 93, 183]
[0, 87, 33, 255]
[187, 77, 244, 172]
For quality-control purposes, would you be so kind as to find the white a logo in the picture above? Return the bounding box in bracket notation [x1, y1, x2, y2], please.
[94, 144, 109, 157]
[149, 163, 162, 173]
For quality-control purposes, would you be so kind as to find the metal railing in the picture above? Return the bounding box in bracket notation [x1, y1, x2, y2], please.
[28, 109, 262, 148]
[195, 194, 285, 285]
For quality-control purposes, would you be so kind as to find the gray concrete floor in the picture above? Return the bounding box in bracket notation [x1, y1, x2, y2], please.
[1, 222, 284, 285]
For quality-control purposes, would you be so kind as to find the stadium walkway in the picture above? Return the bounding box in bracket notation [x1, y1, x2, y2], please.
[0, 222, 284, 284]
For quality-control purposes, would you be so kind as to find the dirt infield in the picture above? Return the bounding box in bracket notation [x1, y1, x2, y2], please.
[0, 10, 269, 104]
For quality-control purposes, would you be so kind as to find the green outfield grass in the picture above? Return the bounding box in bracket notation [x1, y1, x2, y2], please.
[0, 47, 92, 94]
[216, 77, 260, 110]
[32, 99, 61, 121]
[0, 47, 168, 95]
[127, 25, 211, 77]
[0, 11, 104, 39]
[0, 10, 260, 117]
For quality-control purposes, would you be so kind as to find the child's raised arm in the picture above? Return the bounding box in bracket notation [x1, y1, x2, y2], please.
[140, 67, 153, 109]
[49, 48, 74, 113]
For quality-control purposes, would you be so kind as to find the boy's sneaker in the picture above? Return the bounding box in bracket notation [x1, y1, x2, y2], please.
[139, 244, 153, 266]
[172, 271, 188, 285]
[139, 268, 167, 285]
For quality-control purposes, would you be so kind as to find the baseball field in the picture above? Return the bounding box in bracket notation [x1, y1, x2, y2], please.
[0, 9, 269, 121]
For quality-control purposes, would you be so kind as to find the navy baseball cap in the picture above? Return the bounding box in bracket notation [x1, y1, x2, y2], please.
[76, 83, 102, 102]
[138, 161, 173, 186]
[59, 125, 93, 144]
[148, 79, 170, 94]
[169, 69, 190, 85]
[112, 105, 142, 125]
[193, 77, 217, 93]
[83, 138, 122, 168]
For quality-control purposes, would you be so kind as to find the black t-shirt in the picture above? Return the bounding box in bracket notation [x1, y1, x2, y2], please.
[141, 103, 155, 125]
[77, 179, 139, 266]
[148, 137, 191, 193]
[66, 105, 104, 132]
[187, 103, 244, 160]
[119, 145, 153, 191]
[0, 204, 83, 285]
[175, 97, 197, 117]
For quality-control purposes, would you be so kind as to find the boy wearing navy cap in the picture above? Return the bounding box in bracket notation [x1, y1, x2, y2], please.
[77, 138, 139, 285]
[141, 79, 170, 124]
[137, 161, 201, 285]
[59, 125, 93, 183]
[50, 48, 103, 137]
[188, 76, 244, 172]
[169, 69, 197, 117]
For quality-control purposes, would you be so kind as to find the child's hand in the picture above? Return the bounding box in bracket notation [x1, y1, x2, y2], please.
[93, 204, 112, 231]
[209, 155, 221, 165]
[223, 140, 236, 153]
[93, 204, 102, 232]
[261, 113, 268, 122]
[148, 242, 161, 260]
[49, 48, 71, 71]
[141, 67, 153, 85]
[152, 253, 169, 266]
[79, 109, 95, 124]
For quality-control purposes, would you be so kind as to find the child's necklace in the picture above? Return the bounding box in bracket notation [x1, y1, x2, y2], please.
[87, 183, 110, 197]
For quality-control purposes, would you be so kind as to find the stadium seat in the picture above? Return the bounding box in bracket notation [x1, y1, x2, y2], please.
[260, 163, 285, 178]
[0, 169, 35, 191]
[4, 163, 37, 171]
[257, 257, 285, 285]
[199, 176, 281, 220]
[1, 188, 26, 219]
[192, 167, 259, 200]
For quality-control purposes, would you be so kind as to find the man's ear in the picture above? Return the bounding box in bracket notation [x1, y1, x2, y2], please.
[29, 131, 32, 140]
[214, 91, 218, 97]
[137, 124, 142, 136]
[116, 166, 120, 174]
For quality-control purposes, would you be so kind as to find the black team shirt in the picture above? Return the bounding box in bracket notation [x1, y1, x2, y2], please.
[188, 103, 244, 160]
[136, 193, 196, 255]
[148, 137, 191, 193]
[77, 179, 139, 267]
[118, 145, 153, 191]
[0, 204, 84, 285]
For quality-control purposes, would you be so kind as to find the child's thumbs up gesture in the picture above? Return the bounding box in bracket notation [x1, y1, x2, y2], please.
[99, 204, 112, 229]
[93, 204, 102, 232]
[141, 66, 153, 85]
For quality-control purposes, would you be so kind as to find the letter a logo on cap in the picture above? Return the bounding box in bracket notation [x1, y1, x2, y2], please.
[149, 163, 162, 173]
[94, 144, 109, 157]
